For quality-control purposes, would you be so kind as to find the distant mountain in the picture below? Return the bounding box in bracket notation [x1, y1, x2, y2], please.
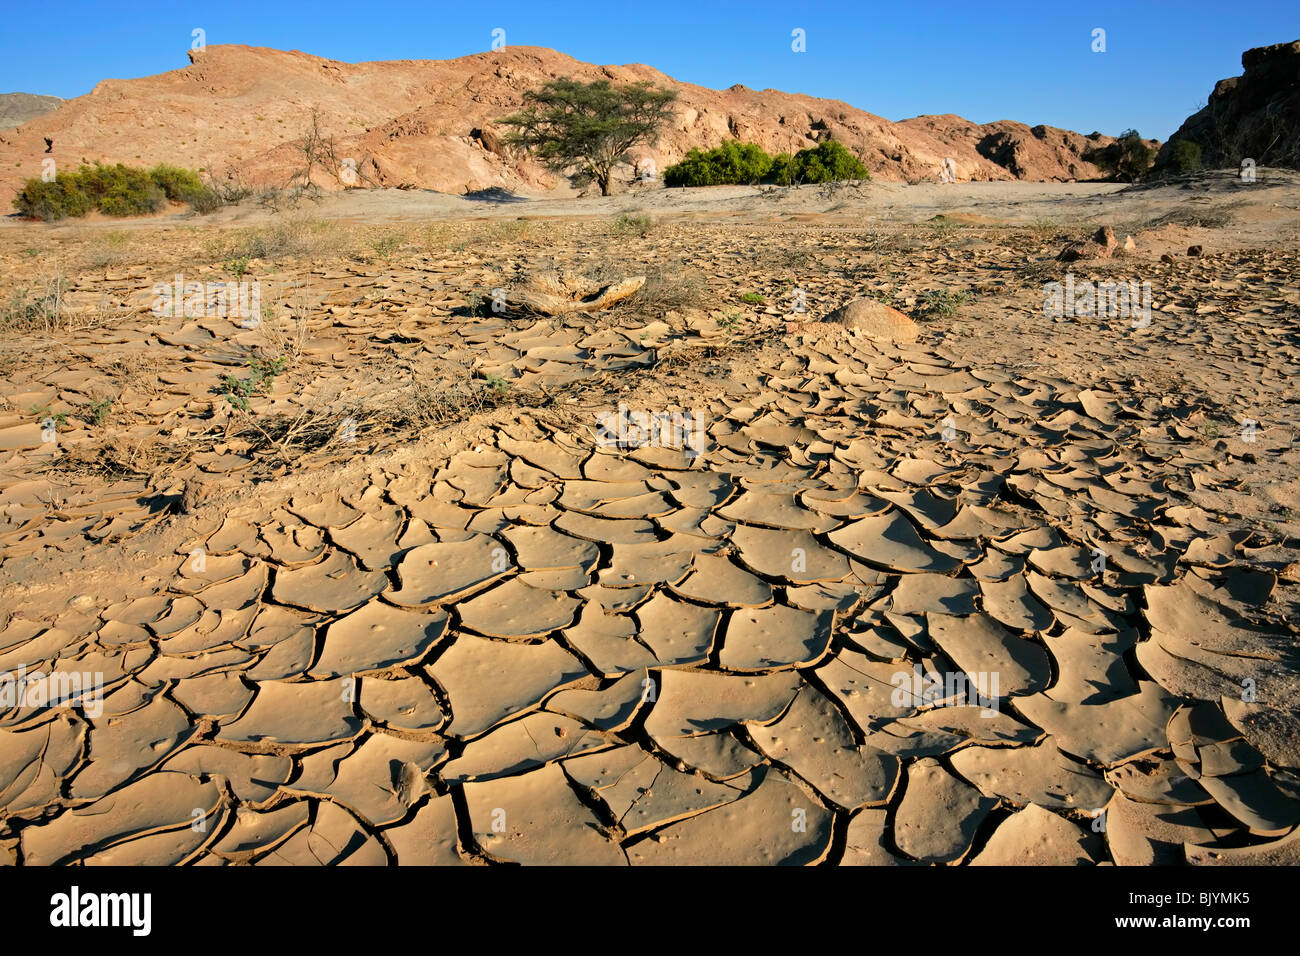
[0, 92, 62, 130]
[0, 45, 1132, 204]
[1156, 39, 1300, 172]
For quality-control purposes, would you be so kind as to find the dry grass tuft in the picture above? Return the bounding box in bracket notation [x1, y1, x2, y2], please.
[204, 217, 351, 264]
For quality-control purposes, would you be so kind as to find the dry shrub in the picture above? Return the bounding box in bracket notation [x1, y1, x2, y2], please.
[257, 286, 317, 360]
[1144, 205, 1235, 230]
[603, 265, 710, 317]
[77, 231, 132, 270]
[43, 431, 173, 480]
[362, 227, 410, 262]
[206, 217, 351, 263]
[388, 376, 515, 428]
[2, 274, 69, 333]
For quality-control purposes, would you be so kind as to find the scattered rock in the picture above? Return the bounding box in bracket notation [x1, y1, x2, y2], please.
[1058, 225, 1120, 262]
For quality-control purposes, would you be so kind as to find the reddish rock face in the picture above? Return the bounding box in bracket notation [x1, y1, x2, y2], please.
[0, 44, 1128, 204]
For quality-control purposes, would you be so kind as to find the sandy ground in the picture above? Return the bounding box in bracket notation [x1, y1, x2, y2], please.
[0, 172, 1297, 865]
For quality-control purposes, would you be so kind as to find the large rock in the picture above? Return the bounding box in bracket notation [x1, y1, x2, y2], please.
[1156, 40, 1300, 172]
[792, 298, 920, 342]
[473, 126, 506, 158]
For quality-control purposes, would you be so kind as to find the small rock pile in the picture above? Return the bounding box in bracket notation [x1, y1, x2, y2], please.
[1057, 225, 1137, 262]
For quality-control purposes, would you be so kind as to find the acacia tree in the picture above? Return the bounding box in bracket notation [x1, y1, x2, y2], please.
[1089, 129, 1154, 182]
[500, 79, 677, 196]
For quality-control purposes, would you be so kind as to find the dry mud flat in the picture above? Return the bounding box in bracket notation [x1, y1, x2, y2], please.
[0, 177, 1298, 865]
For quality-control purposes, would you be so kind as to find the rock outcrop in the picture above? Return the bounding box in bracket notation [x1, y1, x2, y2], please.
[1156, 39, 1300, 172]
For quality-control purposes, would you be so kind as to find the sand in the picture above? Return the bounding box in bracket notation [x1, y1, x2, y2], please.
[0, 172, 1297, 865]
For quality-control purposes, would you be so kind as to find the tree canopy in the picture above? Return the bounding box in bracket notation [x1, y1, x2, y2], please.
[500, 79, 677, 196]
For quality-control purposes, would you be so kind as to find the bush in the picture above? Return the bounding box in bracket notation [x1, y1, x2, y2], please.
[83, 164, 166, 217]
[149, 163, 218, 209]
[663, 141, 774, 186]
[11, 162, 214, 221]
[203, 169, 255, 207]
[664, 138, 868, 187]
[1085, 129, 1154, 182]
[12, 174, 93, 221]
[612, 213, 653, 236]
[1169, 140, 1203, 174]
[776, 140, 869, 185]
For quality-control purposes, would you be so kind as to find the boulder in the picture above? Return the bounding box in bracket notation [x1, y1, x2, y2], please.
[473, 126, 506, 158]
[790, 298, 920, 342]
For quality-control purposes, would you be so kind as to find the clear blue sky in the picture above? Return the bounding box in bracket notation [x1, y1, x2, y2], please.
[2, 0, 1296, 139]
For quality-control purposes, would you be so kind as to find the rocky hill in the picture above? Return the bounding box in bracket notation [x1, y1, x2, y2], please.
[0, 45, 1131, 203]
[1156, 39, 1300, 172]
[0, 92, 62, 130]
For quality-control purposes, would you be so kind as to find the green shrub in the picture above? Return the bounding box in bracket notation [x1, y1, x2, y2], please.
[919, 289, 971, 317]
[779, 140, 869, 184]
[612, 213, 653, 236]
[77, 163, 166, 217]
[86, 398, 113, 426]
[663, 141, 774, 186]
[12, 174, 93, 221]
[1085, 129, 1154, 182]
[1169, 140, 1202, 174]
[664, 138, 868, 187]
[221, 356, 289, 412]
[149, 163, 219, 211]
[12, 161, 215, 221]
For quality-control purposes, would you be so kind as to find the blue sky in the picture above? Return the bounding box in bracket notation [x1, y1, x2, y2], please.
[2, 1, 1296, 139]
